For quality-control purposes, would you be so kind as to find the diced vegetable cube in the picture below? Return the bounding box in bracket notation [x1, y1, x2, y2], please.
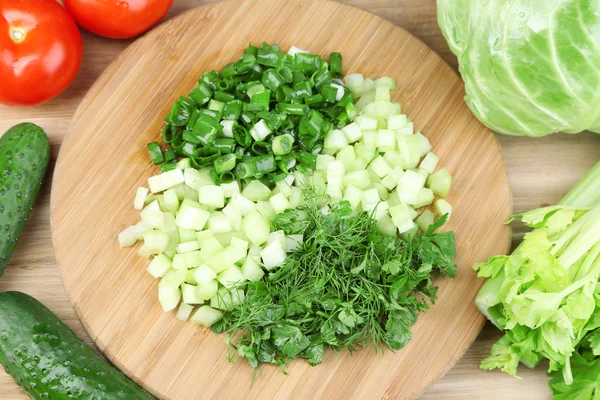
[260, 241, 286, 270]
[269, 193, 290, 214]
[184, 251, 203, 268]
[241, 257, 265, 281]
[242, 180, 271, 202]
[324, 129, 348, 153]
[179, 226, 197, 243]
[159, 269, 187, 289]
[143, 230, 169, 255]
[172, 254, 186, 270]
[397, 121, 414, 136]
[388, 114, 407, 130]
[175, 303, 194, 321]
[118, 225, 140, 248]
[416, 209, 435, 232]
[158, 286, 180, 312]
[220, 181, 240, 198]
[184, 168, 213, 190]
[397, 134, 421, 169]
[177, 240, 201, 253]
[193, 264, 217, 284]
[275, 180, 292, 197]
[373, 201, 390, 220]
[427, 169, 452, 198]
[343, 170, 370, 189]
[134, 187, 149, 211]
[199, 237, 224, 260]
[316, 154, 335, 171]
[420, 152, 439, 174]
[413, 188, 434, 208]
[369, 156, 391, 178]
[198, 185, 225, 208]
[415, 132, 432, 156]
[396, 170, 426, 204]
[377, 129, 396, 152]
[218, 266, 246, 289]
[381, 175, 397, 191]
[390, 203, 415, 233]
[175, 202, 210, 231]
[435, 199, 453, 220]
[147, 254, 172, 278]
[356, 115, 378, 131]
[148, 168, 184, 193]
[242, 210, 270, 246]
[231, 194, 255, 216]
[377, 215, 397, 237]
[141, 201, 164, 230]
[343, 185, 363, 209]
[191, 305, 223, 327]
[342, 122, 363, 143]
[182, 283, 203, 305]
[256, 201, 276, 223]
[289, 186, 302, 208]
[208, 212, 232, 233]
[374, 85, 390, 102]
[285, 235, 304, 253]
[337, 146, 356, 170]
[196, 280, 218, 301]
[344, 73, 365, 94]
[383, 151, 403, 168]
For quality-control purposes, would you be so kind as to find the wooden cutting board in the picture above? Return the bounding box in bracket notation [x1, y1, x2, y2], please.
[50, 0, 512, 398]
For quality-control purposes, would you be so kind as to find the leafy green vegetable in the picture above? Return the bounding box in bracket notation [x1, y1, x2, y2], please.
[438, 0, 600, 137]
[474, 161, 600, 392]
[215, 191, 456, 371]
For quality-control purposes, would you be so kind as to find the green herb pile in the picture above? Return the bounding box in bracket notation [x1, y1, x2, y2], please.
[149, 43, 356, 187]
[212, 191, 456, 370]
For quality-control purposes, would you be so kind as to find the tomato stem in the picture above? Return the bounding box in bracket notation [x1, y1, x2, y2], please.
[9, 27, 26, 44]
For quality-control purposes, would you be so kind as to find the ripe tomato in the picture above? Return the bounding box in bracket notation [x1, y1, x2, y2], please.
[0, 0, 83, 107]
[63, 0, 173, 39]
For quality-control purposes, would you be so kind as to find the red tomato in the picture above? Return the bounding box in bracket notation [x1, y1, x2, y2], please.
[63, 0, 173, 39]
[0, 0, 83, 107]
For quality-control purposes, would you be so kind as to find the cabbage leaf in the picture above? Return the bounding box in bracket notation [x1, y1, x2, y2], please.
[438, 0, 600, 137]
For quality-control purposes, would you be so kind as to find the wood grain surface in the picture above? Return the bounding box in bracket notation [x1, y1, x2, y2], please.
[50, 1, 510, 399]
[1, 0, 599, 399]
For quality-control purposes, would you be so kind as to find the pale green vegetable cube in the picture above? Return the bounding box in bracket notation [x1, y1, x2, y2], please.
[397, 121, 414, 136]
[324, 129, 348, 153]
[134, 187, 149, 211]
[370, 156, 391, 178]
[342, 122, 363, 143]
[388, 114, 407, 130]
[400, 224, 419, 241]
[242, 180, 272, 202]
[435, 199, 453, 220]
[285, 235, 304, 253]
[141, 201, 164, 230]
[162, 212, 177, 233]
[362, 188, 380, 205]
[247, 245, 262, 263]
[260, 241, 287, 270]
[396, 170, 426, 204]
[408, 205, 418, 220]
[416, 209, 435, 232]
[390, 203, 415, 233]
[195, 230, 214, 242]
[427, 169, 452, 198]
[220, 181, 240, 198]
[175, 203, 210, 231]
[182, 283, 203, 305]
[184, 186, 199, 201]
[118, 225, 140, 248]
[159, 269, 187, 289]
[193, 264, 217, 284]
[147, 254, 172, 279]
[184, 168, 213, 190]
[158, 286, 180, 312]
[208, 212, 232, 233]
[172, 254, 186, 270]
[374, 85, 390, 102]
[327, 160, 346, 187]
[243, 210, 270, 246]
[377, 118, 387, 130]
[387, 193, 401, 208]
[375, 77, 396, 90]
[143, 230, 169, 255]
[270, 193, 290, 214]
[191, 305, 223, 327]
[172, 183, 186, 201]
[373, 201, 390, 220]
[352, 158, 368, 172]
[397, 134, 421, 169]
[310, 172, 327, 192]
[381, 175, 397, 190]
[184, 251, 203, 269]
[241, 257, 265, 281]
[363, 100, 397, 118]
[356, 115, 378, 131]
[210, 288, 245, 310]
[148, 168, 184, 193]
[343, 170, 370, 189]
[336, 146, 356, 170]
[377, 215, 397, 237]
[198, 185, 225, 209]
[218, 266, 246, 289]
[256, 201, 276, 223]
[163, 231, 179, 259]
[362, 130, 378, 151]
[377, 129, 396, 152]
[163, 189, 179, 212]
[177, 240, 201, 253]
[316, 154, 335, 171]
[178, 227, 197, 243]
[221, 203, 242, 231]
[420, 152, 439, 174]
[137, 245, 152, 259]
[355, 90, 375, 111]
[231, 194, 255, 216]
[199, 237, 224, 260]
[343, 185, 363, 209]
[415, 132, 432, 156]
[275, 180, 292, 197]
[294, 170, 309, 188]
[383, 151, 403, 168]
[326, 185, 343, 203]
[371, 182, 389, 201]
[412, 188, 435, 208]
[344, 73, 365, 94]
[175, 303, 194, 321]
[196, 280, 218, 301]
[268, 230, 287, 250]
[289, 187, 303, 208]
[176, 158, 191, 170]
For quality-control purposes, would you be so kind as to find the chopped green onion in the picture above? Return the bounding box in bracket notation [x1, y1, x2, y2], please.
[329, 52, 342, 78]
[276, 103, 309, 115]
[234, 160, 256, 179]
[294, 53, 321, 72]
[147, 142, 164, 164]
[222, 100, 242, 120]
[272, 134, 294, 155]
[214, 154, 237, 174]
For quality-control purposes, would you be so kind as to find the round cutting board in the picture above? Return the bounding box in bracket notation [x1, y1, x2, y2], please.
[51, 1, 512, 399]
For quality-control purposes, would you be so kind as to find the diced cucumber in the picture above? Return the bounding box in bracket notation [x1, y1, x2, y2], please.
[199, 185, 225, 208]
[324, 129, 348, 153]
[208, 212, 232, 233]
[341, 122, 362, 143]
[343, 185, 363, 209]
[218, 266, 246, 289]
[420, 152, 439, 174]
[148, 168, 184, 193]
[147, 254, 172, 278]
[242, 210, 270, 246]
[343, 170, 370, 189]
[182, 283, 204, 305]
[175, 303, 194, 321]
[196, 280, 219, 301]
[260, 241, 286, 270]
[193, 264, 217, 284]
[416, 209, 435, 232]
[175, 202, 210, 231]
[191, 306, 223, 327]
[427, 169, 452, 198]
[134, 187, 149, 211]
[158, 286, 180, 312]
[141, 201, 164, 230]
[435, 199, 453, 220]
[241, 257, 265, 281]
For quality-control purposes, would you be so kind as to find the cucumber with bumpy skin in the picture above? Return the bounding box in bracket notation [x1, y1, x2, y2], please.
[0, 123, 50, 277]
[0, 291, 155, 399]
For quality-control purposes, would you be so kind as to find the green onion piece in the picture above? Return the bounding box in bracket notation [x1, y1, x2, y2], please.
[167, 99, 190, 126]
[164, 148, 176, 162]
[258, 174, 274, 187]
[162, 125, 174, 144]
[200, 70, 220, 90]
[246, 82, 265, 98]
[214, 91, 235, 103]
[199, 108, 222, 121]
[336, 109, 350, 127]
[219, 171, 235, 183]
[319, 84, 338, 103]
[329, 52, 342, 78]
[209, 168, 221, 185]
[257, 43, 284, 67]
[299, 109, 325, 136]
[312, 67, 332, 89]
[292, 70, 307, 84]
[246, 102, 267, 113]
[223, 99, 243, 120]
[251, 154, 276, 176]
[276, 85, 294, 102]
[282, 53, 294, 67]
[218, 78, 234, 92]
[191, 147, 221, 168]
[208, 99, 225, 112]
[277, 66, 293, 83]
[251, 140, 270, 155]
[214, 153, 237, 174]
[214, 138, 236, 154]
[293, 81, 312, 99]
[261, 69, 285, 91]
[263, 112, 286, 130]
[192, 114, 223, 146]
[305, 93, 324, 107]
[181, 142, 197, 157]
[233, 124, 252, 147]
[244, 44, 258, 56]
[336, 91, 354, 107]
[233, 53, 256, 75]
[160, 162, 177, 172]
[221, 63, 235, 79]
[186, 109, 200, 129]
[294, 53, 321, 72]
[147, 142, 164, 164]
[234, 160, 256, 179]
[250, 89, 271, 110]
[276, 103, 309, 116]
[190, 83, 212, 105]
[240, 111, 256, 126]
[272, 134, 294, 156]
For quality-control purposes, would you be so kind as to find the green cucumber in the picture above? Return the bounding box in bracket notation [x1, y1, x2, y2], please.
[0, 292, 155, 399]
[0, 123, 50, 277]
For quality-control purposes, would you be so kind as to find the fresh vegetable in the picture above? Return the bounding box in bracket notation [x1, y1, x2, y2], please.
[0, 123, 50, 277]
[474, 161, 600, 395]
[213, 191, 456, 370]
[438, 0, 600, 137]
[63, 0, 173, 39]
[0, 291, 154, 399]
[0, 0, 83, 106]
[151, 43, 355, 185]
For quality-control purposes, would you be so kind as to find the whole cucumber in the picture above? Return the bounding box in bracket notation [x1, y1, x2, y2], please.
[0, 292, 155, 399]
[0, 123, 50, 277]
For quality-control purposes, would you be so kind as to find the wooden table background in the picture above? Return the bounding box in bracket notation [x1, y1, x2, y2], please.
[1, 0, 598, 399]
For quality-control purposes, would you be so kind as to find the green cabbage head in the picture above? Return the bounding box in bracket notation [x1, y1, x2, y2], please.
[438, 0, 600, 137]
